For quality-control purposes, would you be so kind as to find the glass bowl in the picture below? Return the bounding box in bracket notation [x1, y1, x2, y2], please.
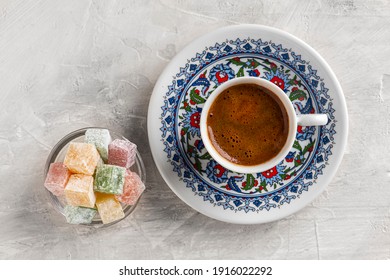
[44, 127, 146, 227]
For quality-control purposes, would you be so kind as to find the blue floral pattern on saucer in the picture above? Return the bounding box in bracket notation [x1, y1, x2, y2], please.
[159, 38, 336, 213]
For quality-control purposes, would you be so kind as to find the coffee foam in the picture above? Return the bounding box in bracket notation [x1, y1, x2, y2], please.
[206, 84, 288, 166]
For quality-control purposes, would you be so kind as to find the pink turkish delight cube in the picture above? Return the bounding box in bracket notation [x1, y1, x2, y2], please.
[116, 170, 145, 205]
[44, 162, 71, 196]
[108, 139, 137, 168]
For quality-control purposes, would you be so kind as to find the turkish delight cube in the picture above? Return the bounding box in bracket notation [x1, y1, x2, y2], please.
[108, 139, 137, 168]
[116, 170, 145, 205]
[44, 162, 71, 196]
[94, 164, 126, 195]
[95, 193, 125, 224]
[64, 142, 100, 175]
[64, 174, 96, 208]
[85, 128, 111, 162]
[64, 205, 97, 224]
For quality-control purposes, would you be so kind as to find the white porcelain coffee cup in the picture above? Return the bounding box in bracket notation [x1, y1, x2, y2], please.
[200, 77, 327, 174]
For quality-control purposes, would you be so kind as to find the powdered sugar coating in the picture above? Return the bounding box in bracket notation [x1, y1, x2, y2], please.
[116, 170, 145, 205]
[108, 139, 137, 168]
[85, 129, 111, 162]
[95, 193, 125, 224]
[44, 162, 71, 196]
[64, 205, 97, 224]
[64, 142, 100, 175]
[94, 164, 126, 195]
[64, 174, 96, 208]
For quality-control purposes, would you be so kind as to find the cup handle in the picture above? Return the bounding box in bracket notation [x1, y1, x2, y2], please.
[296, 114, 328, 126]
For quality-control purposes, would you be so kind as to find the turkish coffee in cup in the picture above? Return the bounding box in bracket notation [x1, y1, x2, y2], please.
[200, 77, 327, 174]
[206, 83, 289, 166]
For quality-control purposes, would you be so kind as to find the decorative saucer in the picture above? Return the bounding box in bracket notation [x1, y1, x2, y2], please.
[147, 24, 348, 224]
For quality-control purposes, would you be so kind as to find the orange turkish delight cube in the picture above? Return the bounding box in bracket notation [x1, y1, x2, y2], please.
[64, 174, 96, 208]
[64, 142, 100, 175]
[95, 193, 124, 224]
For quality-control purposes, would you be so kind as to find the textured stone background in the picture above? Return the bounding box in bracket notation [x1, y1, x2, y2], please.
[0, 0, 389, 259]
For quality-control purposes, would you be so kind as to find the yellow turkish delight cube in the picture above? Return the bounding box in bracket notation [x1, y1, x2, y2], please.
[95, 193, 124, 224]
[64, 174, 96, 208]
[64, 142, 100, 175]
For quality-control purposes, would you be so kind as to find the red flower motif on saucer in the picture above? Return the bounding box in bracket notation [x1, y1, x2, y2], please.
[270, 76, 285, 90]
[190, 112, 200, 128]
[262, 166, 278, 178]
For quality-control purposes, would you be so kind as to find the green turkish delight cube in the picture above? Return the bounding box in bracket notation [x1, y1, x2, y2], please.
[64, 205, 97, 224]
[85, 128, 111, 162]
[94, 164, 125, 195]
